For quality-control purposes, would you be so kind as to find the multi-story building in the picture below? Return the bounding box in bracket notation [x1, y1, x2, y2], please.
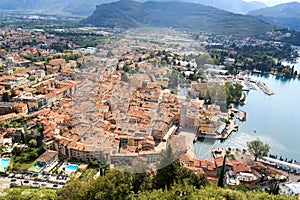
[12, 92, 47, 111]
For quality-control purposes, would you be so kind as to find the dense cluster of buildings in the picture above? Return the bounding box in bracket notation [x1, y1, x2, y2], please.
[0, 27, 299, 195]
[0, 27, 235, 171]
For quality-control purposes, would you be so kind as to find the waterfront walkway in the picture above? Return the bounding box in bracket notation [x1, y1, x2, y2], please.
[197, 119, 237, 140]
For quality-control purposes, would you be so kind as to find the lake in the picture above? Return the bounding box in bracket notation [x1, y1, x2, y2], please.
[194, 71, 300, 161]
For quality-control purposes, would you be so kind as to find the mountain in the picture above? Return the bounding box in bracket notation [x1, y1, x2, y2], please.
[176, 0, 267, 14]
[83, 0, 274, 37]
[0, 0, 266, 16]
[248, 2, 300, 31]
[0, 0, 114, 16]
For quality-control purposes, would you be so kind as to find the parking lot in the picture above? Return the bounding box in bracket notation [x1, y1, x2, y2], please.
[0, 173, 70, 190]
[10, 178, 63, 189]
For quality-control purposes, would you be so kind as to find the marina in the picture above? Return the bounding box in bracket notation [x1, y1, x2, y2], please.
[238, 74, 274, 95]
[255, 80, 274, 95]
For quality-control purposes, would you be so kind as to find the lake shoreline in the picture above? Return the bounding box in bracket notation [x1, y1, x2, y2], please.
[195, 72, 300, 161]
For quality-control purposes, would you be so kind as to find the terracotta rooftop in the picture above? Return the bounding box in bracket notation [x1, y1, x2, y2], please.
[36, 150, 58, 164]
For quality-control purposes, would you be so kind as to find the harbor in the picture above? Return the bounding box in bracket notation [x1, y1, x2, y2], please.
[196, 107, 245, 141]
[238, 74, 274, 95]
[195, 72, 300, 161]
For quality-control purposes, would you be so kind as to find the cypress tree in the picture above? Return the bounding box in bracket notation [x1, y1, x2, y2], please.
[218, 155, 226, 188]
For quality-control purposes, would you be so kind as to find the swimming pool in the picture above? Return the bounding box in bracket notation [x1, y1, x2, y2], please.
[61, 163, 78, 173]
[0, 157, 10, 170]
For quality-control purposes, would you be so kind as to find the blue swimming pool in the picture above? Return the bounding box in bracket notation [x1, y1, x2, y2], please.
[0, 158, 10, 170]
[63, 163, 78, 172]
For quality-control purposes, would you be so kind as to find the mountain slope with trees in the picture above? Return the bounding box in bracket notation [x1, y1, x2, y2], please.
[83, 0, 274, 38]
[0, 0, 114, 16]
[248, 2, 300, 31]
[0, 0, 267, 16]
[176, 0, 266, 14]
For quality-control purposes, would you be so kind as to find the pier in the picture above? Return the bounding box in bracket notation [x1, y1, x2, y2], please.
[255, 81, 274, 95]
[230, 108, 246, 121]
[244, 80, 257, 90]
[196, 119, 238, 140]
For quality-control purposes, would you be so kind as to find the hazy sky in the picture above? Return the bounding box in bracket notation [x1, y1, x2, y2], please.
[245, 0, 300, 6]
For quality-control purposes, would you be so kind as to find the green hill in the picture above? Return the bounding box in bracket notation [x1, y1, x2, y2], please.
[0, 0, 267, 16]
[248, 2, 300, 31]
[83, 0, 274, 38]
[0, 0, 114, 16]
[174, 0, 266, 14]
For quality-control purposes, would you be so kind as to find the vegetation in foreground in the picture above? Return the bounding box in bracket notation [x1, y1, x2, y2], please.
[1, 146, 297, 200]
[1, 168, 297, 200]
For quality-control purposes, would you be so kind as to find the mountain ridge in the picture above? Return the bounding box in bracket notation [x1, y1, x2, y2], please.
[248, 2, 300, 31]
[83, 0, 274, 38]
[0, 0, 266, 16]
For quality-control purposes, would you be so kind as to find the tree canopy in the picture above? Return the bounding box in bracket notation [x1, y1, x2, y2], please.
[247, 139, 270, 161]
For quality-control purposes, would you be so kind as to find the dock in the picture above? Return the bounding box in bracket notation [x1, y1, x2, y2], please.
[244, 80, 257, 90]
[196, 119, 238, 140]
[255, 81, 274, 95]
[230, 108, 246, 121]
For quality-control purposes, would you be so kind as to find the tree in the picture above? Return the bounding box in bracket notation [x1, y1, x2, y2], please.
[121, 73, 128, 82]
[29, 139, 37, 148]
[57, 177, 88, 200]
[123, 65, 129, 72]
[106, 50, 114, 58]
[176, 167, 208, 189]
[85, 170, 133, 200]
[247, 139, 270, 161]
[265, 181, 280, 195]
[29, 148, 39, 160]
[0, 188, 57, 200]
[10, 89, 16, 98]
[129, 172, 152, 193]
[21, 127, 28, 144]
[218, 155, 226, 188]
[152, 144, 179, 190]
[2, 92, 10, 102]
